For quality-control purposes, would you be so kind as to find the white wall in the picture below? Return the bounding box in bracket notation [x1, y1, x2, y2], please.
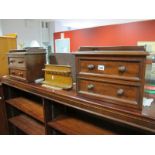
[49, 21, 55, 53]
[54, 19, 144, 32]
[0, 20, 2, 36]
[54, 21, 70, 32]
[1, 19, 42, 47]
[2, 19, 143, 50]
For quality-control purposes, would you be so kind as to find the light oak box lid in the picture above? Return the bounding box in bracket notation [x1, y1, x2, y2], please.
[74, 46, 148, 56]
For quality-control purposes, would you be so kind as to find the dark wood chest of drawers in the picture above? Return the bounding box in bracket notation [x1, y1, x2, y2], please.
[75, 46, 148, 110]
[8, 48, 46, 82]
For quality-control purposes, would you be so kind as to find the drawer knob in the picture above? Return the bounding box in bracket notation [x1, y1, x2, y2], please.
[11, 71, 15, 75]
[18, 61, 24, 64]
[117, 89, 124, 96]
[18, 72, 23, 77]
[88, 64, 95, 70]
[87, 84, 94, 90]
[118, 66, 126, 73]
[10, 60, 15, 63]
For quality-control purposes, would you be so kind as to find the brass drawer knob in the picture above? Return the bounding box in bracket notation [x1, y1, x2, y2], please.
[87, 84, 94, 90]
[117, 89, 124, 96]
[118, 66, 126, 73]
[88, 64, 95, 70]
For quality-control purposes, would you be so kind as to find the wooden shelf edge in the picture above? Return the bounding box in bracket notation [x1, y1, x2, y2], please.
[9, 114, 45, 135]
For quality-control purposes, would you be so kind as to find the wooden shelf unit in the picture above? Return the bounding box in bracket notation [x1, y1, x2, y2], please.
[2, 77, 155, 135]
[48, 115, 117, 135]
[6, 97, 44, 123]
[9, 114, 45, 135]
[0, 35, 17, 134]
[0, 82, 8, 134]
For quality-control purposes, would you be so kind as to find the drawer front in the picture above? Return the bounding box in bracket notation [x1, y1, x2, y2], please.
[9, 57, 26, 68]
[79, 59, 140, 80]
[78, 78, 140, 108]
[9, 69, 26, 80]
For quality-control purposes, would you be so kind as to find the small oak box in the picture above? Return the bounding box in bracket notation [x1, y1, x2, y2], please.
[8, 48, 46, 82]
[42, 64, 73, 90]
[74, 46, 148, 110]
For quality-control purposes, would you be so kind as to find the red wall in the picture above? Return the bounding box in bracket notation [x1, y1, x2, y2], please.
[54, 20, 155, 52]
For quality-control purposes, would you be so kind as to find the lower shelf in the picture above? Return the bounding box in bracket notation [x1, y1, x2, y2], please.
[48, 115, 117, 135]
[9, 114, 45, 135]
[6, 97, 44, 123]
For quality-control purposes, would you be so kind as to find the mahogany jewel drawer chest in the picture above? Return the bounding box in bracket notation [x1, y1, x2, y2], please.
[8, 48, 46, 82]
[75, 46, 148, 111]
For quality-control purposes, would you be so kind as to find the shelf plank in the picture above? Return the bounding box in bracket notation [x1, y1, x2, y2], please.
[6, 97, 44, 123]
[9, 114, 45, 135]
[48, 115, 117, 135]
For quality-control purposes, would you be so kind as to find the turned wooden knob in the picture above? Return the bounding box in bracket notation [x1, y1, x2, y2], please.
[88, 64, 95, 70]
[18, 61, 24, 64]
[87, 84, 94, 90]
[10, 60, 15, 63]
[117, 89, 124, 96]
[18, 72, 23, 77]
[118, 66, 126, 73]
[11, 71, 15, 75]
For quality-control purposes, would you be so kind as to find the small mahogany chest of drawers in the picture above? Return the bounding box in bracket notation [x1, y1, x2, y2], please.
[8, 48, 46, 82]
[75, 46, 148, 110]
